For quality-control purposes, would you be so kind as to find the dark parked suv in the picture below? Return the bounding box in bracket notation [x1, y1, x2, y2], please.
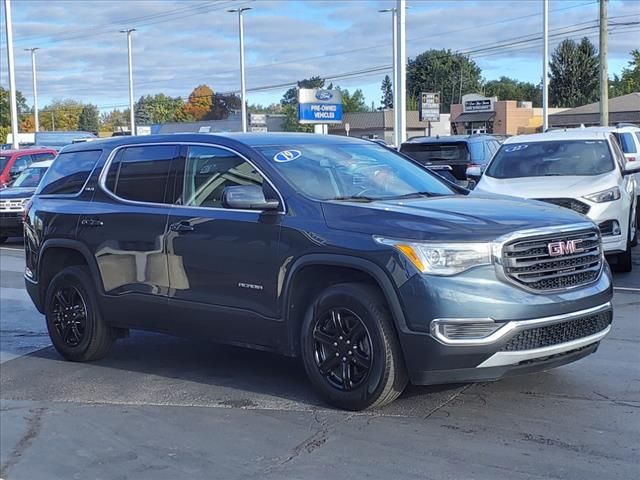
[24, 133, 613, 410]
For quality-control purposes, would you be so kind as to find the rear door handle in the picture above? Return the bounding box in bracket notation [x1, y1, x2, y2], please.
[169, 220, 195, 232]
[80, 218, 103, 227]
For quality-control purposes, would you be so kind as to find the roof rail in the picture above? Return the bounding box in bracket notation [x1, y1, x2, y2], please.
[616, 122, 639, 128]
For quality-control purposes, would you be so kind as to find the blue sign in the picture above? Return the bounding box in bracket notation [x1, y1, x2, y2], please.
[298, 103, 343, 123]
[298, 88, 343, 124]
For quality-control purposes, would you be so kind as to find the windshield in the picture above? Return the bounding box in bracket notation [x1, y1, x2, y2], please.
[401, 142, 471, 164]
[12, 166, 48, 188]
[256, 143, 454, 201]
[486, 140, 614, 178]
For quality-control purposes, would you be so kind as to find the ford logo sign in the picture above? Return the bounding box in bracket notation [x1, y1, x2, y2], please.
[315, 90, 333, 101]
[273, 150, 302, 163]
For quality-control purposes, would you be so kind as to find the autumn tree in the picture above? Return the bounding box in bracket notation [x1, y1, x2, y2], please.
[39, 99, 85, 131]
[181, 84, 214, 121]
[0, 86, 29, 127]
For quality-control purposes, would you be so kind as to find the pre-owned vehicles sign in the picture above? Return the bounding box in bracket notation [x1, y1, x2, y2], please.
[298, 88, 343, 124]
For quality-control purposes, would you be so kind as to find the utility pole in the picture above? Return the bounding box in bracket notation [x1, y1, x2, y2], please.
[120, 29, 136, 135]
[599, 0, 608, 126]
[542, 0, 549, 131]
[228, 7, 251, 133]
[3, 0, 20, 149]
[379, 7, 398, 145]
[25, 47, 40, 132]
[396, 0, 406, 146]
[51, 112, 55, 131]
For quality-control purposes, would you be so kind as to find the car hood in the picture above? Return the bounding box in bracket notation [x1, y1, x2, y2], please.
[0, 187, 37, 199]
[321, 195, 590, 242]
[473, 173, 614, 199]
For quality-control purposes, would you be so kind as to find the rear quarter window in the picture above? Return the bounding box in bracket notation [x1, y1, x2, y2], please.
[617, 132, 637, 154]
[37, 149, 102, 195]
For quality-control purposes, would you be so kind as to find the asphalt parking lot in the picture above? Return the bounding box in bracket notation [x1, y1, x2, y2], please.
[1, 238, 638, 480]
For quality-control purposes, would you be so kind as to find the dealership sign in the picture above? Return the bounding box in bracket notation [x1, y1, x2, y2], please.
[462, 94, 496, 113]
[419, 92, 440, 122]
[298, 88, 343, 124]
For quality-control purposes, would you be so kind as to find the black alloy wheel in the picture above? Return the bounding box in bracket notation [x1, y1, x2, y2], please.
[51, 285, 87, 347]
[312, 308, 373, 391]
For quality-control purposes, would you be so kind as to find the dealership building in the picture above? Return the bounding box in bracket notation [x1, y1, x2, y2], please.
[450, 93, 567, 136]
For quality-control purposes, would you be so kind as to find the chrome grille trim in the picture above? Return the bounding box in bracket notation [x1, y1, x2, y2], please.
[493, 223, 603, 293]
[0, 199, 25, 212]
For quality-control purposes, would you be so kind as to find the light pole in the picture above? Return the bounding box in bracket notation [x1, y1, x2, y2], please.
[4, 0, 20, 149]
[120, 28, 136, 135]
[542, 0, 549, 132]
[228, 7, 251, 133]
[24, 47, 40, 132]
[396, 0, 407, 145]
[379, 8, 398, 146]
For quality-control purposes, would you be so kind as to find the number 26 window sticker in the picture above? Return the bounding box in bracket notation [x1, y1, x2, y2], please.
[504, 144, 529, 153]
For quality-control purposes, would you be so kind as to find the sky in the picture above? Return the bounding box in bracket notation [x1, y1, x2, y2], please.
[1, 0, 639, 113]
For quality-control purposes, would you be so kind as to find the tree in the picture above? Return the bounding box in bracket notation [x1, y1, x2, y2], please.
[407, 50, 482, 113]
[380, 75, 393, 109]
[484, 76, 542, 106]
[78, 104, 99, 133]
[209, 93, 242, 120]
[181, 84, 214, 121]
[135, 93, 185, 125]
[340, 88, 368, 113]
[100, 109, 129, 132]
[610, 49, 640, 97]
[39, 99, 84, 131]
[0, 86, 29, 127]
[549, 37, 599, 108]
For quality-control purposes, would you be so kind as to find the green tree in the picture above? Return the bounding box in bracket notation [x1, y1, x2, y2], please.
[209, 93, 242, 120]
[135, 93, 184, 125]
[484, 76, 542, 106]
[610, 49, 640, 97]
[0, 86, 29, 127]
[549, 37, 599, 107]
[339, 88, 368, 113]
[78, 104, 99, 133]
[380, 74, 393, 109]
[407, 50, 482, 113]
[281, 76, 325, 106]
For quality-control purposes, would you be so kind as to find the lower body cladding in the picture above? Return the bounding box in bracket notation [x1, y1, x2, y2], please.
[396, 265, 614, 385]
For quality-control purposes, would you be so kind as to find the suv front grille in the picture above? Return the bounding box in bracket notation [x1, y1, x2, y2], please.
[534, 198, 591, 215]
[500, 310, 612, 351]
[502, 229, 602, 292]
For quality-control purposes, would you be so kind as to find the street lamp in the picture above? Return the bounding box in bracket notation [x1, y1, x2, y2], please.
[120, 28, 136, 136]
[228, 7, 251, 133]
[4, 0, 20, 149]
[378, 8, 398, 146]
[24, 47, 40, 132]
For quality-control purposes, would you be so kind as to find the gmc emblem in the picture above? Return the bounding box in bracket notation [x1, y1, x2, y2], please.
[548, 239, 584, 257]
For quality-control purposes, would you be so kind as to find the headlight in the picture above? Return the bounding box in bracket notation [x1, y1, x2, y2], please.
[584, 187, 620, 203]
[374, 237, 492, 275]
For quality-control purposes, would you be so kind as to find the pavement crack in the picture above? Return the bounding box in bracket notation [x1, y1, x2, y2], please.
[0, 407, 46, 478]
[423, 384, 474, 420]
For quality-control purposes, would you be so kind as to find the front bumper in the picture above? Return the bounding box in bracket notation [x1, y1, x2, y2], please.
[0, 213, 23, 237]
[585, 199, 628, 253]
[396, 264, 613, 385]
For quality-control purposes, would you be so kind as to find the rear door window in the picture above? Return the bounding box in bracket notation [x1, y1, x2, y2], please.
[105, 145, 176, 204]
[37, 149, 102, 195]
[616, 132, 638, 154]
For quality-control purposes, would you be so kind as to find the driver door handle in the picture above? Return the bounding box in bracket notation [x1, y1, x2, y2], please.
[169, 220, 195, 233]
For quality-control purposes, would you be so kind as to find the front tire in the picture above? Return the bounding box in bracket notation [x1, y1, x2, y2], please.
[45, 265, 115, 362]
[301, 283, 408, 411]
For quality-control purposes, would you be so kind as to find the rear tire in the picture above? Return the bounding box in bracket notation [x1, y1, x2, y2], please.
[44, 265, 115, 362]
[301, 283, 408, 411]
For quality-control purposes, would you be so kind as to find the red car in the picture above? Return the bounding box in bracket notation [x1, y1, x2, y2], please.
[0, 148, 57, 189]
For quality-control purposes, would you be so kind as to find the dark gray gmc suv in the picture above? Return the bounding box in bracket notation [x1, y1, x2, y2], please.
[24, 133, 613, 410]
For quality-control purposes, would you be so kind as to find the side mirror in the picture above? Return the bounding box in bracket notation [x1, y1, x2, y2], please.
[466, 165, 482, 179]
[222, 185, 280, 211]
[623, 162, 640, 176]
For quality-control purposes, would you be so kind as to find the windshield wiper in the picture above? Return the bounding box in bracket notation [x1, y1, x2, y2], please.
[331, 195, 377, 202]
[380, 191, 441, 200]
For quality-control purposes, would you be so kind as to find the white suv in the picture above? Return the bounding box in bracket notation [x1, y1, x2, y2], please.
[473, 130, 639, 272]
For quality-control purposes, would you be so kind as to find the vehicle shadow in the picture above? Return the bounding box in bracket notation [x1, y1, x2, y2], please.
[19, 330, 465, 414]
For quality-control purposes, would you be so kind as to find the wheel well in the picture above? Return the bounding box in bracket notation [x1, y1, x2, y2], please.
[286, 264, 390, 355]
[39, 247, 88, 304]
